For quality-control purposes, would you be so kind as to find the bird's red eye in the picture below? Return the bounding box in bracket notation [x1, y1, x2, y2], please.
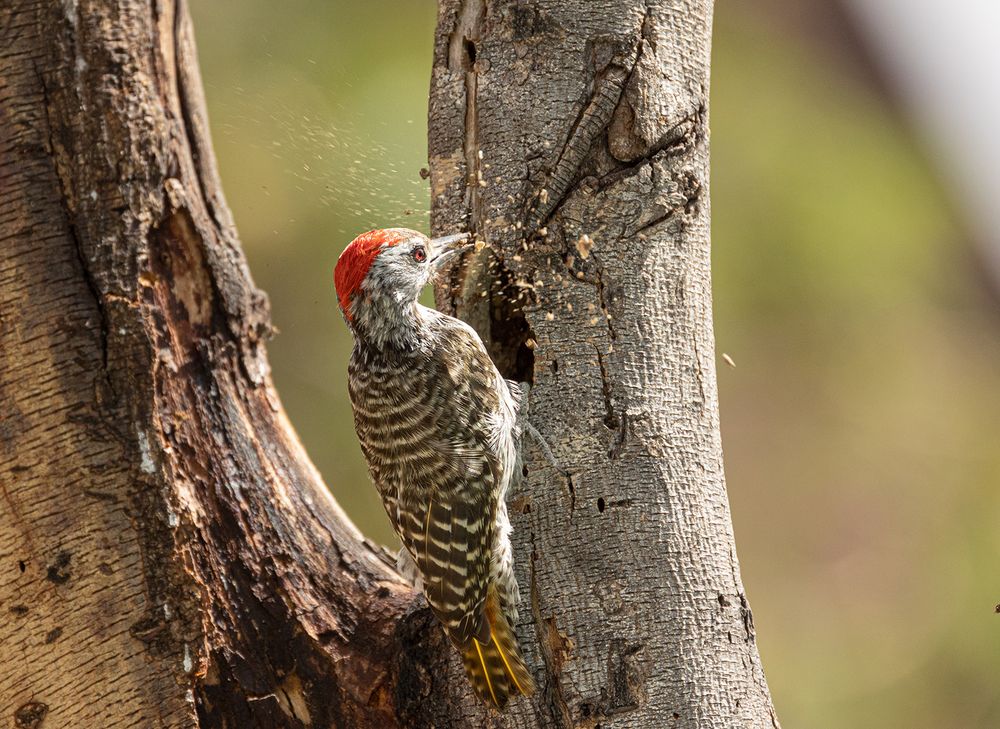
[413, 246, 426, 263]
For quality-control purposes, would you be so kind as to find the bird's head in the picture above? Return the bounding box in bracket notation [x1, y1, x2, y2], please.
[334, 228, 470, 326]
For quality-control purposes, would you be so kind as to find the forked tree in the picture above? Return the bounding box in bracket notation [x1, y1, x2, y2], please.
[0, 0, 778, 727]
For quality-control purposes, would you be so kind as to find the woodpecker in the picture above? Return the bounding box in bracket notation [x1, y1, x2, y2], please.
[334, 228, 535, 708]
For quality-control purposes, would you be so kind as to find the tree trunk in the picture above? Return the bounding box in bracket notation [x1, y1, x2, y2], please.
[0, 1, 776, 728]
[429, 1, 779, 727]
[0, 1, 471, 727]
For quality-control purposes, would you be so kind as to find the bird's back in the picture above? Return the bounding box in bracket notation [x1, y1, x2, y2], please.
[347, 310, 508, 506]
[346, 308, 534, 706]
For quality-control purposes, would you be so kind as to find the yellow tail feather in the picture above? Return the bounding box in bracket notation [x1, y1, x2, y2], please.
[460, 589, 535, 709]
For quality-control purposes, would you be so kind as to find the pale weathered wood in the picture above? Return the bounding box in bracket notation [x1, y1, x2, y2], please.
[430, 2, 779, 727]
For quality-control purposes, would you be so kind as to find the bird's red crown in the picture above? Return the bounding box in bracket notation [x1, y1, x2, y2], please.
[334, 228, 419, 319]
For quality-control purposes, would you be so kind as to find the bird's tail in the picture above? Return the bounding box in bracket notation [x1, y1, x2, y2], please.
[460, 587, 535, 709]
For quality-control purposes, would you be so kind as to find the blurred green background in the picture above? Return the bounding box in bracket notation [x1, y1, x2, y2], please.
[190, 1, 1000, 726]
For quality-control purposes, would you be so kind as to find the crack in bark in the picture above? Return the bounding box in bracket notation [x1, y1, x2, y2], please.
[632, 169, 703, 238]
[527, 63, 633, 232]
[739, 593, 756, 644]
[529, 535, 573, 729]
[524, 2, 673, 235]
[691, 329, 708, 409]
[577, 639, 647, 726]
[594, 346, 627, 460]
[449, 0, 485, 238]
[565, 472, 576, 516]
[598, 105, 708, 193]
[562, 249, 617, 346]
[593, 262, 617, 342]
[35, 61, 114, 388]
[481, 250, 536, 382]
[594, 347, 618, 433]
[604, 639, 646, 715]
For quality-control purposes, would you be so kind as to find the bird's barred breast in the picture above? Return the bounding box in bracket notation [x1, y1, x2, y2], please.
[347, 342, 497, 497]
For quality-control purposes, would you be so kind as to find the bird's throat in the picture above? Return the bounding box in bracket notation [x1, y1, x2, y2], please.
[351, 297, 425, 354]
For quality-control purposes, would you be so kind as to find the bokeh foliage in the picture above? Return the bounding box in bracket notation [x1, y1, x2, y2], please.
[191, 2, 1000, 726]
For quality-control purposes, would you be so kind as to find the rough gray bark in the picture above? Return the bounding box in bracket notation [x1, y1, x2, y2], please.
[429, 2, 780, 727]
[0, 0, 776, 727]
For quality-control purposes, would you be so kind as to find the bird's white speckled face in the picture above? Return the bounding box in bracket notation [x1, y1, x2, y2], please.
[363, 233, 430, 305]
[364, 231, 469, 305]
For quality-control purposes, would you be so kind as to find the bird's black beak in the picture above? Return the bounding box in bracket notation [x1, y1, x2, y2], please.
[428, 232, 473, 272]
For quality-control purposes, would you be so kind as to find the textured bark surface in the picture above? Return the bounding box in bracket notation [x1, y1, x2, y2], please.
[0, 1, 477, 727]
[429, 1, 779, 727]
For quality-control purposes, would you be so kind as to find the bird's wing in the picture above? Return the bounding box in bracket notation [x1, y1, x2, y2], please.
[395, 322, 506, 646]
[348, 317, 510, 647]
[398, 465, 495, 645]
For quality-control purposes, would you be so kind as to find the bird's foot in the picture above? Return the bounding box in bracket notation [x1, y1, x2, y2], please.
[517, 381, 569, 476]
